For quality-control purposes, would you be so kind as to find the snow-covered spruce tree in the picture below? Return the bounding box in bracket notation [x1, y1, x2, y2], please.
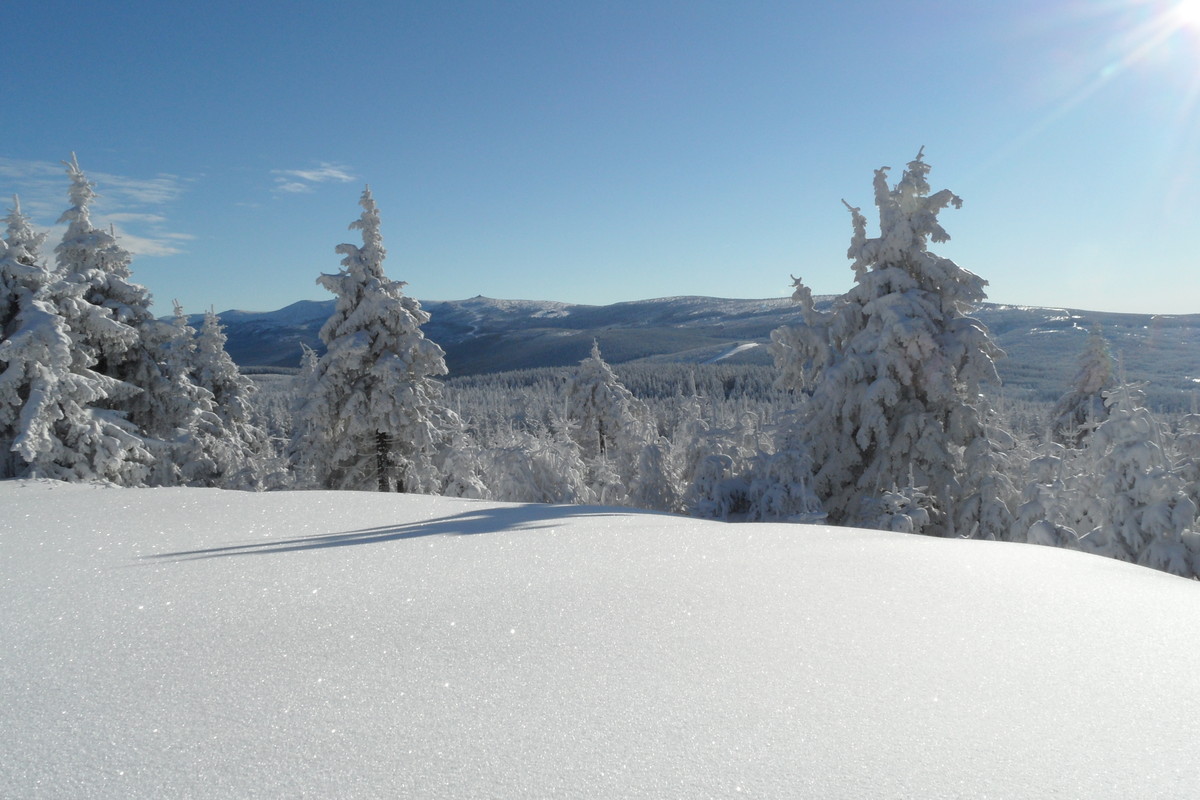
[1076, 383, 1196, 576]
[769, 149, 1014, 538]
[192, 308, 282, 488]
[53, 155, 203, 482]
[565, 340, 653, 504]
[1009, 441, 1079, 548]
[55, 155, 153, 367]
[1175, 412, 1200, 514]
[151, 303, 223, 486]
[674, 386, 768, 519]
[483, 421, 594, 504]
[292, 187, 460, 492]
[438, 429, 491, 499]
[740, 412, 826, 523]
[1050, 323, 1113, 446]
[0, 197, 46, 337]
[155, 303, 279, 489]
[0, 196, 150, 482]
[628, 436, 682, 512]
[287, 343, 322, 487]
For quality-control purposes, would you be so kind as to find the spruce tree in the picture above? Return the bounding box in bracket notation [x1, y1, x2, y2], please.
[565, 341, 652, 504]
[293, 187, 459, 492]
[53, 155, 194, 481]
[192, 308, 279, 488]
[1077, 383, 1196, 576]
[0, 195, 150, 482]
[1050, 323, 1113, 446]
[1, 196, 46, 336]
[770, 149, 1013, 537]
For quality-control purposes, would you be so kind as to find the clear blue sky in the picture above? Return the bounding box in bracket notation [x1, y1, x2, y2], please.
[5, 0, 1200, 315]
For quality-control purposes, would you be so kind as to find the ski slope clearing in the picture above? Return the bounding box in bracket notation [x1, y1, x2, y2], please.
[704, 342, 761, 363]
[3, 480, 1199, 798]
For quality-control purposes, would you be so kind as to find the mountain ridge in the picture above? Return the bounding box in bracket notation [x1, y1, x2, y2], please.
[194, 295, 1200, 407]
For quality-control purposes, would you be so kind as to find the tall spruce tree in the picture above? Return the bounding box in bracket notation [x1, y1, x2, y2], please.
[54, 154, 149, 366]
[192, 308, 279, 488]
[53, 155, 197, 482]
[565, 340, 652, 504]
[292, 187, 458, 492]
[0, 195, 150, 482]
[770, 149, 1013, 537]
[1050, 324, 1114, 446]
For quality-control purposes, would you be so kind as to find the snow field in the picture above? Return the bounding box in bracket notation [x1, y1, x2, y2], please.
[3, 480, 1200, 798]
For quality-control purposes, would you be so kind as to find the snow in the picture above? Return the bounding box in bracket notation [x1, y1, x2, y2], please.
[704, 342, 761, 363]
[4, 480, 1200, 798]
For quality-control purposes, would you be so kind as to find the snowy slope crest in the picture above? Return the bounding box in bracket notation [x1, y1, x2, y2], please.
[3, 480, 1200, 798]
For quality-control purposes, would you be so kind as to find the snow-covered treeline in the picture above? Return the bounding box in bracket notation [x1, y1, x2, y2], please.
[0, 157, 281, 488]
[5, 152, 1200, 579]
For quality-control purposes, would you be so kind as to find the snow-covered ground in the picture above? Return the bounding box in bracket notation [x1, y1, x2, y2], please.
[3, 480, 1199, 799]
[704, 342, 761, 363]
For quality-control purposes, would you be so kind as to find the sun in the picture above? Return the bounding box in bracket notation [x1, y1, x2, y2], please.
[1172, 0, 1200, 32]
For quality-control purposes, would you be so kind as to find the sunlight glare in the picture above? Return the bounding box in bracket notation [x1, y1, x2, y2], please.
[1174, 0, 1200, 30]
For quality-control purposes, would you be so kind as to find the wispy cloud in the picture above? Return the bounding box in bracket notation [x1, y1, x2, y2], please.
[103, 212, 168, 224]
[109, 226, 194, 257]
[0, 156, 193, 259]
[91, 171, 186, 206]
[271, 162, 356, 194]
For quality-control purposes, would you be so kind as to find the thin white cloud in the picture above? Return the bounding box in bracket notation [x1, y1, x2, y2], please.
[91, 171, 186, 206]
[109, 226, 187, 258]
[271, 162, 356, 194]
[103, 212, 168, 224]
[0, 156, 192, 259]
[0, 157, 62, 182]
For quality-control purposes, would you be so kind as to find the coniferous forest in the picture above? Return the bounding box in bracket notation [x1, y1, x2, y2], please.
[5, 152, 1200, 579]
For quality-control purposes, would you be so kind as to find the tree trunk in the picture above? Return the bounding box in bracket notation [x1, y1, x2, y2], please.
[375, 431, 391, 492]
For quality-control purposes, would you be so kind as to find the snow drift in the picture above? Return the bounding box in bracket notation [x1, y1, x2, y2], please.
[3, 480, 1199, 798]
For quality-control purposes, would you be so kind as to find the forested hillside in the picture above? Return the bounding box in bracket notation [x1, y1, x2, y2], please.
[219, 297, 1200, 409]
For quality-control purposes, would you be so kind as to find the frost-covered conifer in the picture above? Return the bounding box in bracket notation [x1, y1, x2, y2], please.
[193, 309, 280, 488]
[0, 196, 150, 482]
[1077, 383, 1196, 576]
[1010, 442, 1079, 548]
[567, 341, 649, 458]
[671, 389, 715, 501]
[154, 304, 279, 489]
[628, 438, 681, 512]
[686, 453, 747, 520]
[55, 155, 151, 354]
[287, 343, 322, 487]
[293, 187, 459, 492]
[151, 303, 222, 486]
[1051, 324, 1113, 446]
[52, 155, 199, 480]
[740, 414, 825, 522]
[867, 484, 934, 534]
[484, 422, 594, 504]
[438, 430, 491, 499]
[565, 341, 652, 503]
[673, 387, 766, 518]
[770, 150, 1013, 537]
[1, 197, 47, 335]
[1175, 413, 1200, 513]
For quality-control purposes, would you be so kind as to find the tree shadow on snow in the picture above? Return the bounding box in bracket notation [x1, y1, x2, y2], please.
[146, 503, 665, 562]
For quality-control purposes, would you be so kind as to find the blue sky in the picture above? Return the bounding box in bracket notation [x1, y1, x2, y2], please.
[6, 0, 1200, 315]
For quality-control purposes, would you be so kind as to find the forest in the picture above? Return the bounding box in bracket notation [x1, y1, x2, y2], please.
[3, 152, 1199, 579]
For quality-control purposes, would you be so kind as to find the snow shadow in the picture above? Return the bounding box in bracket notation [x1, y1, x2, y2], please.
[147, 504, 659, 562]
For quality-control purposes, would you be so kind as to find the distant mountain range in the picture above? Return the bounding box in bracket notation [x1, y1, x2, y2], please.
[201, 295, 1200, 408]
